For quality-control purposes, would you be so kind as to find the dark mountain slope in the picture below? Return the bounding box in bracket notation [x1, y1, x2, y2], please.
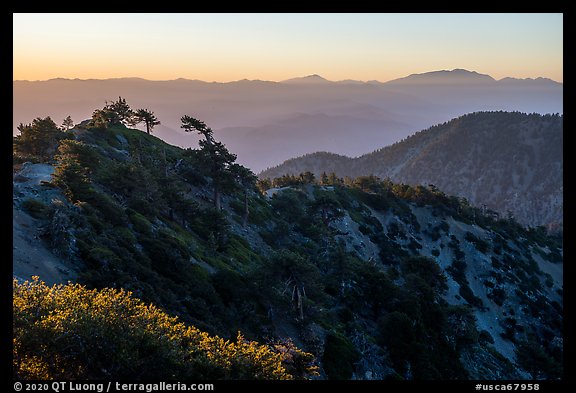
[13, 106, 563, 380]
[260, 112, 563, 229]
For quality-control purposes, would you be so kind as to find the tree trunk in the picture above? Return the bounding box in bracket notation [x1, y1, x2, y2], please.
[163, 147, 168, 178]
[214, 188, 221, 210]
[297, 287, 304, 320]
[242, 190, 249, 227]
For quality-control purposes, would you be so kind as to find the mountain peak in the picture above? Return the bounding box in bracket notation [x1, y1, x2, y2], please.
[281, 74, 332, 84]
[386, 69, 495, 85]
[498, 76, 562, 86]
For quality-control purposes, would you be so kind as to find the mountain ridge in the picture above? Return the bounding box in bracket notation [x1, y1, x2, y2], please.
[259, 111, 563, 230]
[384, 69, 496, 85]
[13, 68, 563, 85]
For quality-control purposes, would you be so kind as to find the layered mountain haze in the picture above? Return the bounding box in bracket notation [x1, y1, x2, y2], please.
[260, 112, 563, 230]
[218, 113, 410, 169]
[13, 69, 562, 172]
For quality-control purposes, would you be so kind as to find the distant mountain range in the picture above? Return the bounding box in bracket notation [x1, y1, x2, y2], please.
[13, 69, 562, 172]
[281, 69, 561, 87]
[260, 111, 563, 230]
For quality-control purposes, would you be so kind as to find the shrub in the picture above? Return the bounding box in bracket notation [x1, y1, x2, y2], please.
[358, 224, 372, 236]
[483, 280, 495, 289]
[21, 199, 49, 219]
[437, 220, 449, 233]
[128, 211, 153, 235]
[229, 199, 244, 216]
[88, 192, 126, 226]
[322, 332, 359, 380]
[447, 259, 467, 284]
[429, 230, 441, 242]
[458, 285, 484, 309]
[479, 330, 495, 344]
[402, 256, 448, 293]
[544, 274, 554, 288]
[464, 231, 489, 254]
[407, 239, 422, 252]
[488, 288, 507, 307]
[13, 277, 317, 380]
[14, 117, 70, 161]
[515, 339, 562, 379]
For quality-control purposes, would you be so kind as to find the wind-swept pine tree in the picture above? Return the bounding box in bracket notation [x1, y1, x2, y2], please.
[132, 109, 160, 134]
[181, 115, 236, 210]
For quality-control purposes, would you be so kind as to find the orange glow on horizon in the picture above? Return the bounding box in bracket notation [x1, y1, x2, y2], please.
[13, 13, 563, 84]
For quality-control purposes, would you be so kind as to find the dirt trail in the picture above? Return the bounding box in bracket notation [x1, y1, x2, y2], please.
[13, 163, 77, 285]
[13, 207, 77, 285]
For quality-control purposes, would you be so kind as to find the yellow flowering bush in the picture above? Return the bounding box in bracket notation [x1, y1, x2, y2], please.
[13, 277, 317, 380]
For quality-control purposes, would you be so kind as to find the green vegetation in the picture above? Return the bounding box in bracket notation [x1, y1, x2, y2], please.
[322, 332, 359, 380]
[131, 108, 160, 134]
[14, 117, 72, 162]
[515, 337, 562, 379]
[464, 231, 490, 253]
[446, 236, 485, 310]
[13, 277, 317, 380]
[21, 199, 49, 219]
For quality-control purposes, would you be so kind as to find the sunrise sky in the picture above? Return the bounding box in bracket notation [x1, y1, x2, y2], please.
[13, 13, 563, 83]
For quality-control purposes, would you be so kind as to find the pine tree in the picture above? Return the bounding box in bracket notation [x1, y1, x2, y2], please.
[15, 117, 66, 160]
[105, 96, 133, 125]
[61, 115, 74, 131]
[230, 163, 257, 227]
[132, 109, 160, 134]
[181, 115, 236, 210]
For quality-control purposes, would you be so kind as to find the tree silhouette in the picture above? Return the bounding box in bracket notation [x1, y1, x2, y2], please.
[105, 96, 133, 125]
[132, 109, 160, 134]
[181, 115, 213, 142]
[181, 115, 236, 210]
[61, 116, 74, 131]
[89, 97, 134, 129]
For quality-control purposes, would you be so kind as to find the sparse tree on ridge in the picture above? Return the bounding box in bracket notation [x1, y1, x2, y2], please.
[181, 115, 214, 143]
[61, 116, 74, 131]
[132, 109, 160, 134]
[181, 115, 236, 210]
[299, 171, 315, 184]
[89, 97, 134, 129]
[327, 172, 343, 186]
[105, 96, 133, 125]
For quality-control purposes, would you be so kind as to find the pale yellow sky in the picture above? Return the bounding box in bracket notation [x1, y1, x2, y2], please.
[13, 13, 563, 82]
